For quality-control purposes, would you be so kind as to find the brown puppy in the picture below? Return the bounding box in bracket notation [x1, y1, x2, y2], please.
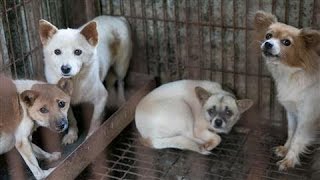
[0, 75, 73, 179]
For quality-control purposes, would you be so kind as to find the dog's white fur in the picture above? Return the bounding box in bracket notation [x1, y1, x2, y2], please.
[135, 80, 253, 154]
[0, 78, 72, 179]
[39, 16, 132, 144]
[266, 60, 320, 170]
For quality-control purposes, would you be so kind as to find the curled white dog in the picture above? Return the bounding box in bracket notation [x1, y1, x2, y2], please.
[135, 80, 253, 154]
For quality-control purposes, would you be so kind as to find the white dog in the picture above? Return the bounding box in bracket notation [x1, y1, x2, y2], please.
[39, 16, 132, 144]
[135, 80, 253, 154]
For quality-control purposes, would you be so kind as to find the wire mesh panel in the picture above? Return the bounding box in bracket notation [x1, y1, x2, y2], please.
[0, 0, 66, 79]
[99, 0, 320, 126]
[77, 124, 315, 180]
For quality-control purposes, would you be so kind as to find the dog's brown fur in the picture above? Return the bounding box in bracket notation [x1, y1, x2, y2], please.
[80, 21, 98, 46]
[0, 77, 73, 179]
[254, 11, 320, 73]
[0, 75, 22, 134]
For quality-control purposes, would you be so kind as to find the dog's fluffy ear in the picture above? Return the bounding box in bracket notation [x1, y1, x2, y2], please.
[254, 11, 277, 33]
[20, 90, 39, 107]
[80, 21, 98, 46]
[57, 78, 73, 96]
[236, 99, 254, 114]
[195, 86, 212, 105]
[300, 28, 320, 49]
[39, 19, 58, 45]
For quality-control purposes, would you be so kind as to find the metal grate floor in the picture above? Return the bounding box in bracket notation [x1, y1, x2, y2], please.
[78, 122, 315, 180]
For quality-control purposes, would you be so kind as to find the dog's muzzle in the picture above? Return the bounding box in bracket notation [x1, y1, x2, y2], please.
[261, 41, 279, 58]
[55, 118, 68, 132]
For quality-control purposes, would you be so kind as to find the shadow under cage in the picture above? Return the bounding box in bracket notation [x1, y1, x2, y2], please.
[1, 0, 320, 179]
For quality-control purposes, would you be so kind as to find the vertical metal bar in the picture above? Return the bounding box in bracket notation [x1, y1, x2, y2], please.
[120, 0, 124, 15]
[3, 0, 18, 78]
[45, 0, 51, 21]
[257, 0, 262, 115]
[21, 0, 34, 78]
[13, 0, 28, 78]
[312, 0, 319, 28]
[272, 0, 276, 13]
[30, 0, 43, 79]
[184, 0, 190, 79]
[129, 0, 133, 17]
[285, 0, 289, 23]
[245, 0, 248, 98]
[174, 0, 181, 79]
[209, 0, 213, 80]
[220, 0, 225, 85]
[197, 0, 203, 79]
[151, 0, 159, 77]
[298, 0, 303, 27]
[0, 13, 11, 75]
[232, 0, 236, 91]
[141, 0, 149, 74]
[162, 0, 168, 81]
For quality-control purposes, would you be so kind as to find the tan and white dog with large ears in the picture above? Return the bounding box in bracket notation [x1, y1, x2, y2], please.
[135, 80, 253, 154]
[39, 16, 132, 144]
[0, 75, 73, 179]
[254, 11, 320, 170]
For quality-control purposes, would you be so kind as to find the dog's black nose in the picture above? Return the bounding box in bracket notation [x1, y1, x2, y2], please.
[215, 119, 223, 128]
[264, 42, 273, 49]
[61, 65, 71, 74]
[56, 118, 68, 131]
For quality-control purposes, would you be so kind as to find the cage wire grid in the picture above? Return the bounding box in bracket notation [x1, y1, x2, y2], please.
[0, 0, 66, 79]
[78, 124, 314, 180]
[1, 0, 320, 179]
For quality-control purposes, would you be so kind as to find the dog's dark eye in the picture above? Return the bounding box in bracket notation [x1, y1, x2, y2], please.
[54, 49, 62, 55]
[207, 106, 216, 116]
[226, 109, 233, 116]
[74, 49, 82, 56]
[282, 39, 291, 46]
[58, 101, 65, 108]
[40, 107, 49, 114]
[265, 33, 272, 40]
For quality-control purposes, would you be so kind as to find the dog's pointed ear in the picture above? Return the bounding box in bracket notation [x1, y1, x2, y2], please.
[236, 99, 254, 114]
[80, 21, 98, 46]
[20, 90, 39, 107]
[254, 11, 277, 32]
[57, 78, 73, 96]
[195, 86, 212, 105]
[300, 28, 320, 49]
[39, 19, 58, 45]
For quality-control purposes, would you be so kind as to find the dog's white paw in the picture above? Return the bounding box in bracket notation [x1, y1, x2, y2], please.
[34, 168, 55, 180]
[48, 152, 61, 162]
[62, 132, 78, 145]
[274, 145, 288, 158]
[277, 155, 299, 171]
[202, 136, 221, 151]
[199, 146, 211, 155]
